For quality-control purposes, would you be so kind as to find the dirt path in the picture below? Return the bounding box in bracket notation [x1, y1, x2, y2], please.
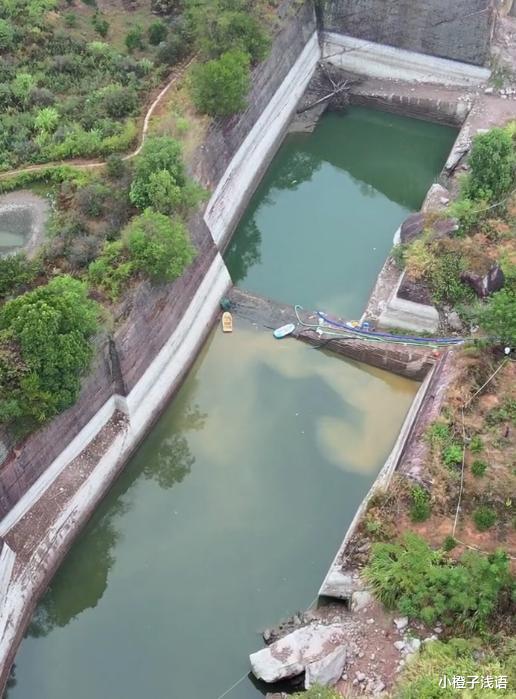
[0, 55, 197, 182]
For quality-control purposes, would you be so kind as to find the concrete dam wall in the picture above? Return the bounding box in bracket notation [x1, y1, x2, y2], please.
[318, 0, 495, 66]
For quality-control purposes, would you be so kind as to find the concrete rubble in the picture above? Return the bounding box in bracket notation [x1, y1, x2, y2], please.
[250, 623, 347, 684]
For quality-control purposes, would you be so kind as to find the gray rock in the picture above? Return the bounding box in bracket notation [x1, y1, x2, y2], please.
[422, 183, 451, 213]
[263, 628, 272, 643]
[305, 645, 347, 689]
[447, 311, 463, 332]
[355, 671, 366, 682]
[351, 590, 374, 612]
[399, 213, 425, 244]
[250, 623, 347, 684]
[405, 637, 421, 653]
[374, 680, 386, 695]
[394, 617, 408, 631]
[394, 640, 406, 651]
[462, 264, 505, 298]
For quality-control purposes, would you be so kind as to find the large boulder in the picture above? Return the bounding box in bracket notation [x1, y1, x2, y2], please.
[250, 623, 347, 684]
[461, 264, 505, 297]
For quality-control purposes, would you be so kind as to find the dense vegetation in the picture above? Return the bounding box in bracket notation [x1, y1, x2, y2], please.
[0, 276, 98, 428]
[395, 124, 515, 328]
[365, 532, 513, 631]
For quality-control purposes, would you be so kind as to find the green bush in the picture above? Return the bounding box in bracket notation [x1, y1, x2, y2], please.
[148, 20, 168, 45]
[92, 13, 109, 37]
[129, 136, 190, 211]
[427, 421, 451, 446]
[364, 532, 512, 631]
[470, 434, 483, 453]
[105, 154, 126, 180]
[190, 50, 250, 117]
[0, 277, 98, 426]
[88, 241, 133, 300]
[0, 254, 40, 299]
[0, 18, 15, 50]
[124, 208, 194, 281]
[443, 443, 463, 467]
[394, 637, 515, 699]
[101, 85, 138, 118]
[473, 505, 497, 531]
[471, 460, 487, 477]
[125, 25, 144, 52]
[467, 127, 515, 202]
[187, 0, 270, 62]
[475, 289, 516, 346]
[442, 536, 457, 552]
[410, 486, 431, 523]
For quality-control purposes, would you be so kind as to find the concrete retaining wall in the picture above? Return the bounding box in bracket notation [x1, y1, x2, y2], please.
[323, 34, 490, 86]
[204, 31, 320, 248]
[319, 0, 495, 66]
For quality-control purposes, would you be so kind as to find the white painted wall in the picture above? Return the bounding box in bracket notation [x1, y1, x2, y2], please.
[323, 34, 490, 86]
[204, 32, 321, 247]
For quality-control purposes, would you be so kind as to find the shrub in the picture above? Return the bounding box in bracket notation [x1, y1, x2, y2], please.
[394, 638, 514, 699]
[442, 536, 457, 551]
[88, 241, 133, 300]
[125, 25, 144, 52]
[75, 183, 111, 218]
[148, 20, 168, 45]
[473, 505, 497, 531]
[105, 154, 126, 179]
[0, 277, 98, 426]
[129, 136, 187, 210]
[410, 486, 431, 523]
[92, 13, 109, 38]
[187, 0, 270, 62]
[467, 127, 514, 202]
[471, 460, 487, 477]
[364, 532, 511, 630]
[427, 421, 450, 447]
[443, 443, 463, 467]
[0, 19, 15, 50]
[190, 50, 250, 117]
[124, 208, 194, 281]
[34, 107, 59, 133]
[0, 254, 40, 299]
[101, 85, 137, 119]
[470, 435, 483, 453]
[156, 34, 190, 65]
[475, 289, 516, 346]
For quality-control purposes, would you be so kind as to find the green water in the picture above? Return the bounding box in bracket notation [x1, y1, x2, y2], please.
[225, 107, 457, 318]
[8, 321, 417, 699]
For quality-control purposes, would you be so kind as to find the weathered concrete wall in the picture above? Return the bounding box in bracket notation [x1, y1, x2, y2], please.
[0, 1, 318, 521]
[319, 0, 495, 66]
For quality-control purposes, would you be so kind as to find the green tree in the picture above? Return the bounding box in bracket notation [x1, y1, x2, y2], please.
[190, 49, 250, 116]
[0, 277, 98, 425]
[129, 136, 187, 210]
[124, 208, 194, 281]
[148, 20, 168, 45]
[467, 127, 514, 202]
[145, 169, 183, 214]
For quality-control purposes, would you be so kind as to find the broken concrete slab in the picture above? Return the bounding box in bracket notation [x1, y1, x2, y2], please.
[250, 623, 347, 684]
[305, 645, 347, 689]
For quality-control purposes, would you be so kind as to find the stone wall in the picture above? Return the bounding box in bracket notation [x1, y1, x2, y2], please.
[319, 0, 495, 66]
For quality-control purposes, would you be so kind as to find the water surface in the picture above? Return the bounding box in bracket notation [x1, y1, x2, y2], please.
[8, 322, 418, 699]
[225, 107, 457, 318]
[0, 207, 33, 256]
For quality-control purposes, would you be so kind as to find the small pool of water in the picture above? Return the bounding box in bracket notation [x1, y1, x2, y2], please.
[225, 107, 457, 318]
[0, 207, 33, 256]
[8, 321, 418, 699]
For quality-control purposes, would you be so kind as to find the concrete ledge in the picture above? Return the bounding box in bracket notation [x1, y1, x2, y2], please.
[379, 272, 440, 333]
[318, 364, 436, 600]
[323, 33, 490, 86]
[204, 32, 320, 248]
